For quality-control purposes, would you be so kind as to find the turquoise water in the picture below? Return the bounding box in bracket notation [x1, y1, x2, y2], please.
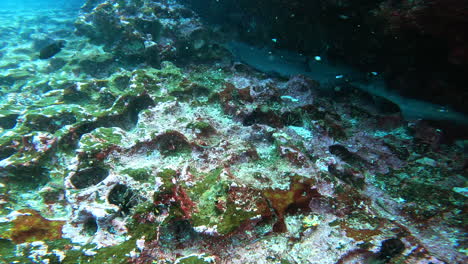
[0, 0, 84, 10]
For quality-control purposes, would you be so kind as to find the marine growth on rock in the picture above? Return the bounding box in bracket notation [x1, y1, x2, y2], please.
[0, 0, 466, 263]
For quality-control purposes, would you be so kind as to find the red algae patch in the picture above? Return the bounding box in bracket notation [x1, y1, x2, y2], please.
[3, 209, 65, 244]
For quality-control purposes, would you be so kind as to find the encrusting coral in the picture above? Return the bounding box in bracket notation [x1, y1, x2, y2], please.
[0, 0, 466, 263]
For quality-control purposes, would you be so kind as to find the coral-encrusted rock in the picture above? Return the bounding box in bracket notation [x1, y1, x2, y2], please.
[75, 2, 123, 44]
[154, 130, 191, 156]
[186, 0, 468, 116]
[277, 145, 310, 167]
[76, 127, 127, 161]
[187, 121, 216, 138]
[183, 168, 270, 236]
[263, 176, 319, 232]
[1, 9, 466, 261]
[75, 0, 214, 65]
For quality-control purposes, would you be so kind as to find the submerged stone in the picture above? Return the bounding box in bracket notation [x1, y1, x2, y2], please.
[154, 130, 191, 156]
[70, 167, 109, 189]
[39, 40, 66, 59]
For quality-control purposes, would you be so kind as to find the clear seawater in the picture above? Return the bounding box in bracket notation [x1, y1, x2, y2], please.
[0, 0, 85, 10]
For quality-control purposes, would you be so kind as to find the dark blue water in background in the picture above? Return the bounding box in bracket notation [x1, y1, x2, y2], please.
[0, 0, 85, 10]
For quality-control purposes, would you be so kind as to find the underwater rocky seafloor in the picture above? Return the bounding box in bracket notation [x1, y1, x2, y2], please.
[0, 1, 467, 264]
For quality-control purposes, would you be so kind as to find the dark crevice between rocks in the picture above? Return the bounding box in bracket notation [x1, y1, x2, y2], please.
[70, 167, 109, 189]
[112, 75, 131, 90]
[242, 109, 284, 128]
[242, 109, 306, 128]
[376, 238, 405, 263]
[0, 147, 16, 161]
[328, 164, 365, 189]
[63, 84, 92, 104]
[0, 239, 15, 261]
[24, 112, 77, 134]
[281, 111, 303, 127]
[383, 141, 410, 161]
[329, 144, 368, 168]
[0, 114, 19, 129]
[0, 166, 49, 189]
[77, 59, 120, 79]
[337, 237, 405, 264]
[0, 75, 20, 86]
[98, 92, 117, 108]
[108, 184, 139, 215]
[83, 215, 98, 236]
[58, 93, 155, 151]
[344, 87, 402, 116]
[159, 220, 199, 245]
[134, 19, 162, 40]
[99, 94, 155, 130]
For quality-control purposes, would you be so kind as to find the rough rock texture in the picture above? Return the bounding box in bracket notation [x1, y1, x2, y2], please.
[183, 0, 468, 120]
[0, 1, 466, 264]
[75, 0, 223, 67]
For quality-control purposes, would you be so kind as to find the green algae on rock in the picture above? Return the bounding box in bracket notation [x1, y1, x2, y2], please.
[187, 168, 267, 235]
[0, 1, 466, 263]
[175, 254, 216, 264]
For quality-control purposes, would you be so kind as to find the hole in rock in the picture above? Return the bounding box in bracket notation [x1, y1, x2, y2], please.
[83, 216, 98, 235]
[108, 184, 137, 215]
[70, 167, 109, 189]
[0, 114, 19, 129]
[242, 109, 283, 128]
[25, 113, 77, 133]
[4, 166, 49, 189]
[0, 147, 16, 161]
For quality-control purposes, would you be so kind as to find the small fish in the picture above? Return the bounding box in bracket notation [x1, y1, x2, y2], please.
[39, 40, 66, 59]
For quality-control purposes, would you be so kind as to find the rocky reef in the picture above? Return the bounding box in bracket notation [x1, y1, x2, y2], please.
[183, 0, 468, 122]
[75, 0, 222, 67]
[0, 1, 466, 263]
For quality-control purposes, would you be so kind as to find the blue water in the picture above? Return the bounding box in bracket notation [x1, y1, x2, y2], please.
[0, 0, 85, 10]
